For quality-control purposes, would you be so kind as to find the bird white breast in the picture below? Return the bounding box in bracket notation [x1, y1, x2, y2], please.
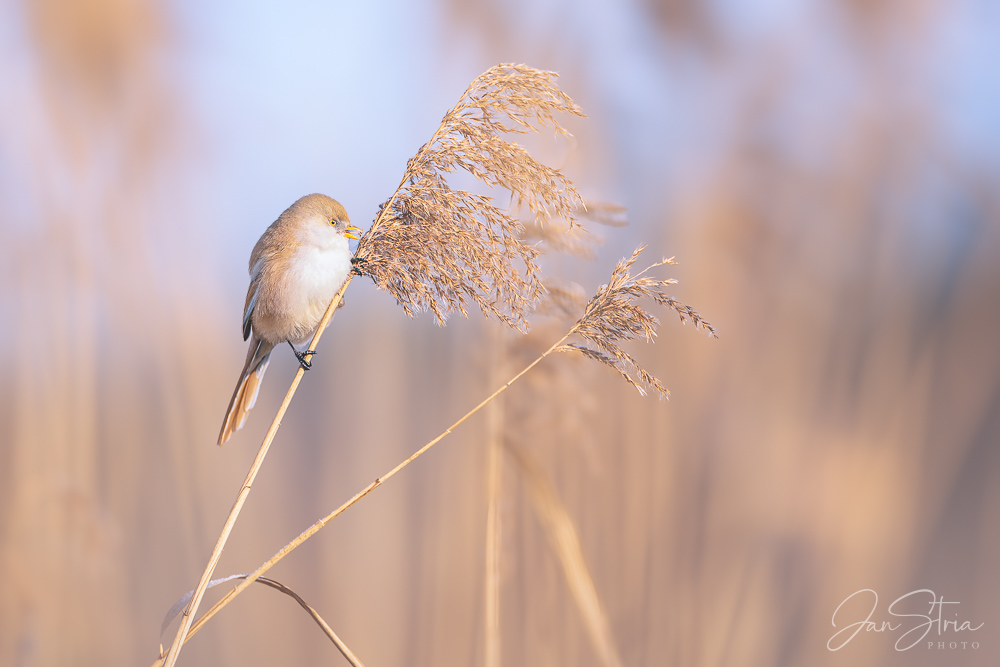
[281, 224, 353, 343]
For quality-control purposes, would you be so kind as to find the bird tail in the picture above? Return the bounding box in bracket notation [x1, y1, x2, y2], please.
[218, 336, 274, 446]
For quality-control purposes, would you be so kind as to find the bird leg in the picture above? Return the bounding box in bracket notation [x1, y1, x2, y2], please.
[288, 340, 316, 370]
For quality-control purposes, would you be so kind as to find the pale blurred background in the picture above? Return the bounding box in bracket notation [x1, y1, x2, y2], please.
[2, 1, 999, 666]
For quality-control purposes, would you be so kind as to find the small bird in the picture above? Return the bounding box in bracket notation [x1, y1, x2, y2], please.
[218, 193, 361, 446]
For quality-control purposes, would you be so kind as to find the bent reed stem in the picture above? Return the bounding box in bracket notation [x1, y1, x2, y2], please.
[153, 331, 571, 660]
[159, 277, 353, 667]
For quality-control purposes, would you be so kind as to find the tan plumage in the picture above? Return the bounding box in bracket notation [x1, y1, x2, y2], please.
[218, 194, 360, 446]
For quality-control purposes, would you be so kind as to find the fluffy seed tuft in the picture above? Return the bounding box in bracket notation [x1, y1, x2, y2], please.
[561, 246, 717, 397]
[354, 64, 585, 330]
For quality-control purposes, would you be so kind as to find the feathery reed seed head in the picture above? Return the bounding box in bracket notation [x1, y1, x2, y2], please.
[562, 246, 717, 398]
[354, 64, 585, 330]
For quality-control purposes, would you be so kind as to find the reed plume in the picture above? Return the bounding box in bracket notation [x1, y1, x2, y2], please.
[561, 246, 717, 397]
[353, 63, 584, 330]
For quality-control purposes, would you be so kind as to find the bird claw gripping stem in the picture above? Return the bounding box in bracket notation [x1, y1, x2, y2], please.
[288, 342, 317, 371]
[350, 256, 368, 276]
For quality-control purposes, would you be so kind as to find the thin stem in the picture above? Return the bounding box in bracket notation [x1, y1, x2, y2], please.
[152, 330, 571, 664]
[508, 445, 624, 667]
[484, 325, 505, 667]
[254, 577, 366, 667]
[159, 277, 353, 667]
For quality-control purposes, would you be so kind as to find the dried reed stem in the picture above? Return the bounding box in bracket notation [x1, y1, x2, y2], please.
[158, 277, 353, 667]
[151, 331, 573, 656]
[484, 326, 506, 667]
[253, 577, 365, 667]
[160, 574, 364, 667]
[508, 445, 624, 667]
[484, 438, 503, 667]
[154, 247, 714, 655]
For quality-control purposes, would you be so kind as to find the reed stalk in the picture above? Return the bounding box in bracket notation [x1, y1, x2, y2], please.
[158, 277, 352, 667]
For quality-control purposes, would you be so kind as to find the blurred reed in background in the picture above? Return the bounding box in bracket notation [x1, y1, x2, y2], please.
[2, 1, 999, 666]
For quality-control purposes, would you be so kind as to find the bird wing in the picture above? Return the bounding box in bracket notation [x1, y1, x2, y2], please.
[243, 258, 265, 341]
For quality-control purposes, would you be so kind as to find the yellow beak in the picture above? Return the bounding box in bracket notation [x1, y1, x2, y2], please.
[344, 224, 362, 240]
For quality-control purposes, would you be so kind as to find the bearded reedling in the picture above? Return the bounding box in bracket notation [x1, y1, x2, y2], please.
[218, 194, 360, 446]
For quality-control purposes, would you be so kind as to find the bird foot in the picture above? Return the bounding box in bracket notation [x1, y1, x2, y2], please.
[294, 348, 317, 370]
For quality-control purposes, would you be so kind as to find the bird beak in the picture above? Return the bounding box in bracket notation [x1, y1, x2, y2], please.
[344, 224, 362, 240]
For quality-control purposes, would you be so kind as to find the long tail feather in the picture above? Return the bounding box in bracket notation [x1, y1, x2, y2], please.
[218, 336, 274, 446]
